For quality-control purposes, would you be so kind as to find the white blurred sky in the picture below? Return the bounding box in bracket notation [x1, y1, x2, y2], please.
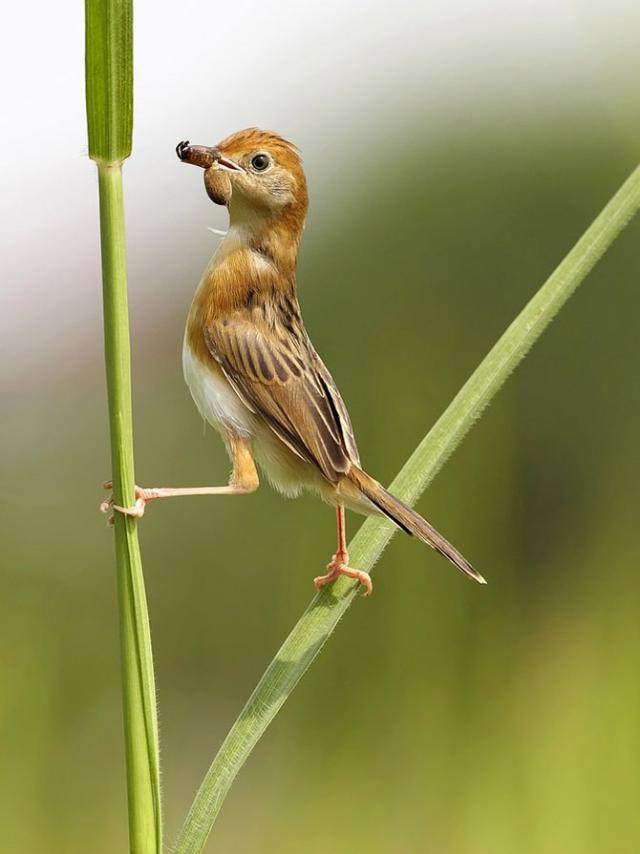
[0, 0, 638, 392]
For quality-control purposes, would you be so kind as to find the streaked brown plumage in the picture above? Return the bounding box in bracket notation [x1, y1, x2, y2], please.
[102, 129, 485, 594]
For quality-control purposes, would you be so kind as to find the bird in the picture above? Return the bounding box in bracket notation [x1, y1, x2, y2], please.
[101, 128, 485, 595]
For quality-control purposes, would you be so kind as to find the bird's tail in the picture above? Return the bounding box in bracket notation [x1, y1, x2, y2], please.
[347, 467, 486, 584]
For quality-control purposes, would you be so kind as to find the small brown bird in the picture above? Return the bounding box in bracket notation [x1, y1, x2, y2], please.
[102, 128, 485, 594]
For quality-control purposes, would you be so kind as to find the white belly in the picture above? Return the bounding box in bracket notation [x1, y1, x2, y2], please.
[182, 341, 254, 438]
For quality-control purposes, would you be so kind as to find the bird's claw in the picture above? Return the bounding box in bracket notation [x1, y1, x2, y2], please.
[313, 552, 373, 596]
[100, 482, 160, 525]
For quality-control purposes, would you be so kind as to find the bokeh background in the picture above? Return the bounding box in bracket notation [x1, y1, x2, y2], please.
[1, 1, 639, 852]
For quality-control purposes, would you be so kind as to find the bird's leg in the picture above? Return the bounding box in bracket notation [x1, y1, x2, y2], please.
[100, 435, 258, 523]
[313, 505, 373, 596]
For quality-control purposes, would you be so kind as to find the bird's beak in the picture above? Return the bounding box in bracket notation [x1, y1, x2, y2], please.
[176, 141, 244, 173]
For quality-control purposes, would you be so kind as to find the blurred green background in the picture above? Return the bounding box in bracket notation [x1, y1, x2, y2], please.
[1, 3, 639, 853]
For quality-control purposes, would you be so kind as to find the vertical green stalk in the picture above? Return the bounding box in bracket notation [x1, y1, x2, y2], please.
[86, 2, 161, 851]
[98, 166, 162, 853]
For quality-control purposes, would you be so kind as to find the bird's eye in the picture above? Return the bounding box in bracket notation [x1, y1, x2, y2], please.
[251, 153, 270, 171]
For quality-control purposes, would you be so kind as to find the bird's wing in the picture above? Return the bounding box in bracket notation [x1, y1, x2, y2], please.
[204, 313, 360, 482]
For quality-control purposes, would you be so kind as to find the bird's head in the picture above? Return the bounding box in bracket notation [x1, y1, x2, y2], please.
[176, 128, 308, 229]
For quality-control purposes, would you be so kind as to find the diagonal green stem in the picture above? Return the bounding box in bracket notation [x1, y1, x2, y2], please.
[174, 165, 640, 854]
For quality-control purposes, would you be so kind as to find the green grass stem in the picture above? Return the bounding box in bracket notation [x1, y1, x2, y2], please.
[86, 2, 161, 851]
[174, 165, 640, 854]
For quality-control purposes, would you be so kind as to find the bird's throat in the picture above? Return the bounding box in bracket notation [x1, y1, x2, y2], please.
[224, 202, 304, 280]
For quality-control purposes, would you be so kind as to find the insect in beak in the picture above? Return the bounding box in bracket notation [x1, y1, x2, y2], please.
[176, 141, 244, 173]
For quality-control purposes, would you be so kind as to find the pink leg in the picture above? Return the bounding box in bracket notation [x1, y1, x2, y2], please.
[100, 481, 256, 522]
[313, 505, 373, 596]
[100, 436, 259, 523]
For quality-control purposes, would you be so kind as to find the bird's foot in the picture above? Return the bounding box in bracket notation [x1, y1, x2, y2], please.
[313, 549, 373, 597]
[100, 481, 162, 526]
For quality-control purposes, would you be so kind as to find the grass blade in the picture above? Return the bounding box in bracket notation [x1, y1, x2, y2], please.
[174, 164, 640, 854]
[86, 1, 161, 851]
